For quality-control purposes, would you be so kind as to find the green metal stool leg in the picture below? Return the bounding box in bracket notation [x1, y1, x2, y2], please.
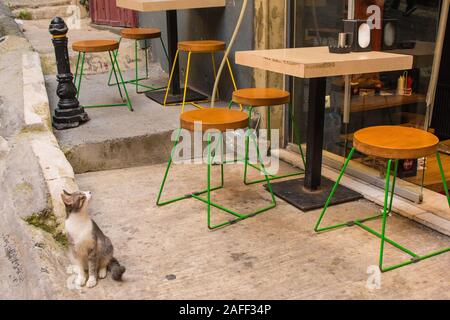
[107, 37, 122, 87]
[243, 104, 305, 185]
[108, 38, 167, 94]
[74, 52, 81, 88]
[206, 132, 213, 229]
[315, 150, 450, 272]
[157, 129, 224, 207]
[315, 147, 357, 232]
[196, 129, 276, 230]
[135, 39, 139, 93]
[110, 49, 133, 111]
[436, 152, 450, 207]
[387, 160, 399, 214]
[82, 50, 133, 110]
[379, 159, 393, 271]
[109, 50, 124, 100]
[75, 52, 85, 100]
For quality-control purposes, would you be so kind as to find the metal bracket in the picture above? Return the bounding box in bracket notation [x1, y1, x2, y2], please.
[411, 257, 421, 263]
[346, 221, 356, 227]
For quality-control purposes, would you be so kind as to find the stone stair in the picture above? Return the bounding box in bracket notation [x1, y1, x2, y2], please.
[21, 18, 142, 75]
[10, 0, 84, 20]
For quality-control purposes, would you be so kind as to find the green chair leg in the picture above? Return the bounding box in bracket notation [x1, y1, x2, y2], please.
[74, 52, 85, 100]
[156, 129, 224, 207]
[315, 149, 450, 272]
[75, 48, 133, 111]
[243, 104, 305, 185]
[108, 38, 168, 94]
[157, 128, 277, 230]
[436, 151, 450, 207]
[192, 130, 277, 230]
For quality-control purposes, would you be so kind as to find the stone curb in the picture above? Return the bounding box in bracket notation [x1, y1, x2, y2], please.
[22, 52, 51, 132]
[23, 51, 78, 225]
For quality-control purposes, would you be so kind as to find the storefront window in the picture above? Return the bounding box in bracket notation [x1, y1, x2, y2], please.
[290, 0, 443, 199]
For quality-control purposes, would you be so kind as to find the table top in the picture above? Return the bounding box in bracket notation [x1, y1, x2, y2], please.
[235, 47, 413, 79]
[116, 0, 225, 12]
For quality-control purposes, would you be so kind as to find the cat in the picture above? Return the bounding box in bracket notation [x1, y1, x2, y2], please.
[61, 190, 126, 288]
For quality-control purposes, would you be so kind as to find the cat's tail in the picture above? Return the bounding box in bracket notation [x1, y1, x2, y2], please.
[108, 257, 126, 281]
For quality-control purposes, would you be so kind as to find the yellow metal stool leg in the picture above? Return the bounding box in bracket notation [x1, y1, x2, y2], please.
[226, 58, 242, 111]
[163, 49, 180, 107]
[181, 51, 192, 113]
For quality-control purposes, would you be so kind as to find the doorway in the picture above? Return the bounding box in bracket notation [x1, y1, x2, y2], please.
[89, 0, 138, 27]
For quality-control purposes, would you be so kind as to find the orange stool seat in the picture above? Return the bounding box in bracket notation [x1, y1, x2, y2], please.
[232, 88, 290, 107]
[180, 109, 249, 132]
[72, 40, 120, 53]
[121, 28, 162, 40]
[178, 40, 226, 53]
[353, 126, 439, 159]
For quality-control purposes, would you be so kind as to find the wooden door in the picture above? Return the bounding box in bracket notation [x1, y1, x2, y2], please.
[90, 0, 138, 27]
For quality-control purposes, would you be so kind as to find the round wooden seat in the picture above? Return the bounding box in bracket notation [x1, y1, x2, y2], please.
[121, 28, 161, 40]
[180, 109, 249, 132]
[232, 88, 291, 107]
[353, 126, 439, 159]
[72, 40, 120, 53]
[178, 40, 226, 53]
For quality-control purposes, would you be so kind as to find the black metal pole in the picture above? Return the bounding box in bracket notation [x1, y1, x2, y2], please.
[166, 10, 181, 95]
[49, 17, 89, 130]
[304, 77, 327, 191]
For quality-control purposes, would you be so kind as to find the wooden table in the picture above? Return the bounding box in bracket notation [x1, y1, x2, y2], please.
[116, 0, 226, 103]
[236, 47, 413, 208]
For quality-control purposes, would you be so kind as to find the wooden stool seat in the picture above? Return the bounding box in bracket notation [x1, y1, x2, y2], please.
[72, 40, 120, 53]
[353, 126, 439, 159]
[121, 28, 162, 40]
[232, 88, 290, 107]
[178, 40, 226, 53]
[180, 109, 249, 132]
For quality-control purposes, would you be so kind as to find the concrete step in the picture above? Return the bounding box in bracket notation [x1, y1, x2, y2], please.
[22, 19, 142, 75]
[40, 39, 142, 75]
[8, 0, 73, 10]
[45, 70, 183, 174]
[13, 5, 84, 20]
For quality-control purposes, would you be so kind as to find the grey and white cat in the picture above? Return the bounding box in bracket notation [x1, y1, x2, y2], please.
[61, 190, 126, 288]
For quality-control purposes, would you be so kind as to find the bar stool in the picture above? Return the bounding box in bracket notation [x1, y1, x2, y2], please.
[108, 28, 169, 94]
[315, 126, 450, 272]
[73, 39, 133, 111]
[232, 88, 306, 185]
[156, 108, 277, 230]
[164, 40, 239, 112]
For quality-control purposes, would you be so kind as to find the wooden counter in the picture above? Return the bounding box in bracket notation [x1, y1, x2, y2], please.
[236, 46, 413, 79]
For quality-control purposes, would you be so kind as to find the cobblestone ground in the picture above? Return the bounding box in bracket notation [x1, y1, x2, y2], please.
[69, 162, 450, 300]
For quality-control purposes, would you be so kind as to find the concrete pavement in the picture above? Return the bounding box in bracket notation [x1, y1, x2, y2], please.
[72, 163, 450, 299]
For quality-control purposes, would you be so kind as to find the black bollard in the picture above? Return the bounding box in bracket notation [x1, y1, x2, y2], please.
[49, 17, 89, 130]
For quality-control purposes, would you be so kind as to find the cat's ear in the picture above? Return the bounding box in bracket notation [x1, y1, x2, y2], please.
[61, 191, 73, 206]
[73, 194, 86, 210]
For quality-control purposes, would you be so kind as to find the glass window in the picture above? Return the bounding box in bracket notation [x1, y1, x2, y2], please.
[290, 0, 443, 198]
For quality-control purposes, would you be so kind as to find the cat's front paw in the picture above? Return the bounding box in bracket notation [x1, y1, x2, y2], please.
[98, 268, 107, 279]
[86, 276, 97, 288]
[76, 275, 87, 287]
